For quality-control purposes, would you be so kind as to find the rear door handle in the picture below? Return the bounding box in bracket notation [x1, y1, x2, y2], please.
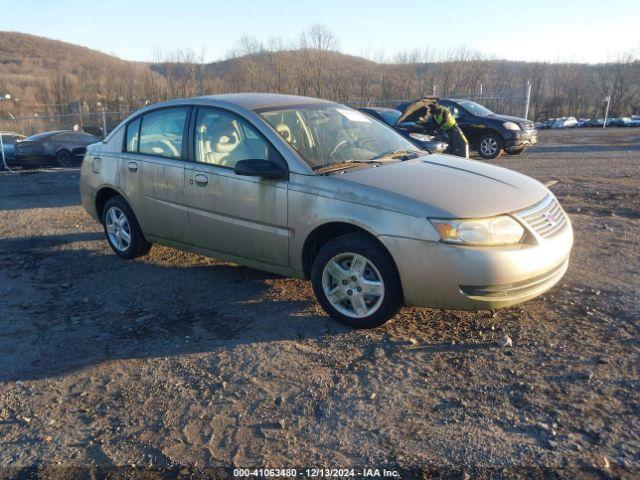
[127, 161, 138, 172]
[194, 174, 208, 186]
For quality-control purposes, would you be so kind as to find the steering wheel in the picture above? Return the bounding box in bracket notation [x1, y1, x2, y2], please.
[328, 139, 349, 160]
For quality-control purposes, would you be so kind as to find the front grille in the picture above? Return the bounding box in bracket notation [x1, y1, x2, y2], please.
[521, 121, 536, 132]
[515, 195, 568, 238]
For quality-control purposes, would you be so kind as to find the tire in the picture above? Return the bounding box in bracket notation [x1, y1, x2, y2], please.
[477, 133, 503, 159]
[506, 148, 526, 155]
[101, 196, 151, 259]
[311, 233, 402, 328]
[55, 149, 73, 167]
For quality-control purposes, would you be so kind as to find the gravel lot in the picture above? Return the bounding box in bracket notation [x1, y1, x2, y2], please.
[0, 128, 638, 478]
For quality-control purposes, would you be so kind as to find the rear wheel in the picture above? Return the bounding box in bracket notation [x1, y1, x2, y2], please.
[311, 234, 402, 328]
[102, 196, 151, 259]
[477, 133, 503, 159]
[55, 149, 73, 167]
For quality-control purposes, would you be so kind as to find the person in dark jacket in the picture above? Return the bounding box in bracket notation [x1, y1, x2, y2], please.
[422, 102, 469, 158]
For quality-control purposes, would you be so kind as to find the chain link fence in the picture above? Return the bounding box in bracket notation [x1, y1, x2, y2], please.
[1, 110, 132, 171]
[1, 92, 530, 172]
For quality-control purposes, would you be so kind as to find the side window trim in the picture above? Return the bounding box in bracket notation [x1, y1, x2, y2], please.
[122, 106, 192, 161]
[122, 115, 142, 154]
[191, 106, 287, 172]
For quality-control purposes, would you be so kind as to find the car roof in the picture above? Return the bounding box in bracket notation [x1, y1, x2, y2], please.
[27, 130, 76, 140]
[156, 93, 335, 111]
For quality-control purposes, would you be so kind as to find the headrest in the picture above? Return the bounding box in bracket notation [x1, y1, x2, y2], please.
[275, 124, 292, 142]
[215, 132, 239, 153]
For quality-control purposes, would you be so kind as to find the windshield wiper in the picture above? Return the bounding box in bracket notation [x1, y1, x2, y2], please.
[313, 159, 383, 174]
[371, 149, 421, 160]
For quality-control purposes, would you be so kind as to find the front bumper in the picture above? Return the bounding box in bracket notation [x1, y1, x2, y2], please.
[504, 130, 538, 151]
[379, 218, 573, 310]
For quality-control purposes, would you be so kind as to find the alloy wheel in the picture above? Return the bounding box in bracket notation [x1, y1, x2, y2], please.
[321, 252, 385, 318]
[480, 137, 498, 156]
[105, 206, 132, 252]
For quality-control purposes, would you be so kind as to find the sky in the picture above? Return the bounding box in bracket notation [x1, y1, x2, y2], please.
[3, 0, 639, 63]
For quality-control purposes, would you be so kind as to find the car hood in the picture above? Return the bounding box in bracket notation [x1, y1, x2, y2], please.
[338, 154, 549, 218]
[395, 97, 438, 125]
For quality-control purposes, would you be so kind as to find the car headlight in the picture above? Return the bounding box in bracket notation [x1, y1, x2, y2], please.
[430, 216, 525, 246]
[503, 121, 521, 131]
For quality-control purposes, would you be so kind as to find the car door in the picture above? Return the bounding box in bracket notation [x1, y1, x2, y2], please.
[120, 107, 192, 245]
[441, 101, 477, 138]
[185, 107, 289, 267]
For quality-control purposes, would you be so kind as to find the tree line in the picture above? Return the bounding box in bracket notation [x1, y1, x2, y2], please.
[1, 27, 639, 134]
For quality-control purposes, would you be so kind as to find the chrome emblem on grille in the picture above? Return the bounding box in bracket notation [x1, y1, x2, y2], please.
[543, 212, 557, 226]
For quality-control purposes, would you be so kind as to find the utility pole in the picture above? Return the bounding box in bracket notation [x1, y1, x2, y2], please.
[97, 102, 108, 138]
[479, 83, 483, 96]
[0, 93, 14, 171]
[77, 103, 84, 131]
[524, 81, 532, 120]
[432, 84, 436, 96]
[603, 96, 611, 128]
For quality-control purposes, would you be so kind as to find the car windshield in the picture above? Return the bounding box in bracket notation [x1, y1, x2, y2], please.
[376, 109, 401, 126]
[458, 100, 494, 116]
[259, 104, 420, 171]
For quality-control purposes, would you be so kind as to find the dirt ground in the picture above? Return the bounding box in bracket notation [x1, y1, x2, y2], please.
[0, 128, 638, 479]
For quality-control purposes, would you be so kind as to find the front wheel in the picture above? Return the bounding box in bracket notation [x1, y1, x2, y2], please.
[477, 133, 503, 159]
[311, 234, 402, 328]
[102, 196, 151, 259]
[55, 149, 73, 167]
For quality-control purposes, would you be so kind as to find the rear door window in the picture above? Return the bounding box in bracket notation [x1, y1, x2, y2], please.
[138, 108, 188, 159]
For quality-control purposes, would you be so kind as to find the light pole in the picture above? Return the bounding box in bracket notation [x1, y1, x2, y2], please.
[0, 94, 11, 171]
[603, 96, 611, 128]
[524, 81, 532, 120]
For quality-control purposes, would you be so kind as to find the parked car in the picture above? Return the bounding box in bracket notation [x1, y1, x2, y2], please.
[0, 132, 26, 167]
[14, 130, 99, 168]
[396, 98, 538, 159]
[582, 118, 605, 128]
[548, 117, 579, 129]
[358, 107, 448, 154]
[609, 117, 633, 127]
[81, 93, 573, 328]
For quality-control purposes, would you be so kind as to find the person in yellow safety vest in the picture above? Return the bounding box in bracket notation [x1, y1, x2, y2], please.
[422, 102, 469, 158]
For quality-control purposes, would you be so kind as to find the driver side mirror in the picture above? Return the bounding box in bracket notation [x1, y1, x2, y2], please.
[234, 159, 287, 179]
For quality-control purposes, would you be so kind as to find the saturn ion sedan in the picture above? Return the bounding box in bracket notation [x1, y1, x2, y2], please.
[80, 93, 573, 328]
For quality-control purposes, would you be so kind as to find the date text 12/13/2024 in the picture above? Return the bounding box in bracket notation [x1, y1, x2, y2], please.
[233, 468, 400, 477]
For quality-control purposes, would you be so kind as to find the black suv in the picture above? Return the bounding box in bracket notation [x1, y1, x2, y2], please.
[396, 98, 537, 159]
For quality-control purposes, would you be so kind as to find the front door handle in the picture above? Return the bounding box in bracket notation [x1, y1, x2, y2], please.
[194, 174, 208, 186]
[127, 161, 138, 172]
